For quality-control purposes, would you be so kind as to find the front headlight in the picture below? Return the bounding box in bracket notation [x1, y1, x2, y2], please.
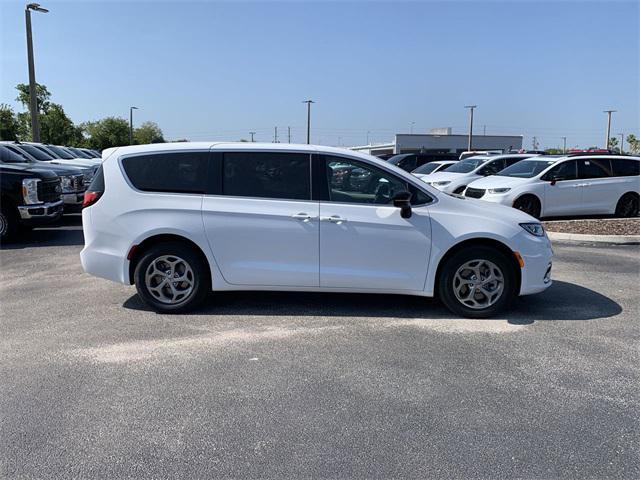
[433, 181, 451, 187]
[488, 188, 511, 194]
[520, 222, 545, 237]
[60, 175, 73, 193]
[22, 178, 40, 204]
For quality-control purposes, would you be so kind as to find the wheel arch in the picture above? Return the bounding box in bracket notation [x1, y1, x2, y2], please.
[128, 233, 211, 285]
[433, 237, 522, 298]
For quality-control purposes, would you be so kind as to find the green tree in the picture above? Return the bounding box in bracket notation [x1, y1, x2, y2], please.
[545, 148, 563, 154]
[40, 103, 85, 146]
[626, 134, 640, 154]
[81, 117, 130, 150]
[607, 137, 619, 152]
[0, 104, 23, 140]
[134, 121, 165, 144]
[15, 82, 51, 113]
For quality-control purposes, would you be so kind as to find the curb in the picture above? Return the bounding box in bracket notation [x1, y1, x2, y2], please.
[546, 231, 640, 245]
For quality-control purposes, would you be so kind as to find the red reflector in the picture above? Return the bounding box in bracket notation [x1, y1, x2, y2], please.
[82, 191, 102, 208]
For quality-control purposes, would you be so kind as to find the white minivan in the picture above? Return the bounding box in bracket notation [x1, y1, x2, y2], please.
[80, 143, 553, 318]
[463, 155, 639, 218]
[419, 154, 536, 195]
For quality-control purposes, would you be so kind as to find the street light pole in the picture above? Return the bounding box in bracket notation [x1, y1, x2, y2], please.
[410, 121, 415, 134]
[618, 132, 624, 154]
[249, 131, 256, 142]
[464, 105, 477, 151]
[25, 3, 48, 142]
[604, 109, 616, 150]
[303, 100, 314, 144]
[129, 106, 138, 144]
[562, 136, 567, 154]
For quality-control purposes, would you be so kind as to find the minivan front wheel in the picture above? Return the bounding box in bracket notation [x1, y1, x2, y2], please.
[134, 242, 210, 313]
[438, 246, 518, 318]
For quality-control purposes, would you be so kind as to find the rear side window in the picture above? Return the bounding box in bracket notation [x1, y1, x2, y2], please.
[122, 152, 208, 193]
[578, 158, 612, 179]
[223, 152, 311, 200]
[611, 158, 639, 177]
[87, 165, 104, 192]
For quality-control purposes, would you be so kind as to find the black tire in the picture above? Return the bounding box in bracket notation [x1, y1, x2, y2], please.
[0, 200, 21, 242]
[615, 192, 639, 218]
[437, 246, 518, 319]
[513, 195, 541, 219]
[133, 241, 211, 313]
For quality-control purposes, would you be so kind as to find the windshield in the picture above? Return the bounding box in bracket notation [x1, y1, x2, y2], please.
[46, 145, 75, 159]
[387, 154, 411, 166]
[443, 157, 490, 174]
[17, 144, 54, 161]
[497, 159, 558, 178]
[69, 147, 92, 159]
[413, 162, 443, 174]
[0, 146, 29, 163]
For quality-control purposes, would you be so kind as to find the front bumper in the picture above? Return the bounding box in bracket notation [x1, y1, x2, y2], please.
[518, 234, 554, 295]
[17, 200, 64, 225]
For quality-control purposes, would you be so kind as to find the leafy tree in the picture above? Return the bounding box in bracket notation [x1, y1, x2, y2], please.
[15, 83, 51, 113]
[40, 103, 85, 146]
[81, 117, 130, 150]
[134, 121, 165, 144]
[0, 104, 22, 140]
[545, 148, 563, 154]
[626, 134, 640, 154]
[607, 137, 619, 152]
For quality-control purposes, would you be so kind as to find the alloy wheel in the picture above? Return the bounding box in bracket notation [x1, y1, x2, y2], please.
[453, 259, 505, 309]
[144, 255, 195, 304]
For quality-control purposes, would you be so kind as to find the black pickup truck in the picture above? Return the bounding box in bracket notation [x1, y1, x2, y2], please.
[0, 162, 63, 241]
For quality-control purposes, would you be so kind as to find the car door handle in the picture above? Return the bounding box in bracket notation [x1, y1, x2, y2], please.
[320, 215, 347, 224]
[292, 213, 314, 222]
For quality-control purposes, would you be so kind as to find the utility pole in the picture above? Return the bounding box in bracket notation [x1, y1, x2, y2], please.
[562, 136, 567, 154]
[532, 136, 538, 150]
[129, 106, 138, 144]
[483, 125, 486, 136]
[25, 3, 49, 142]
[303, 100, 314, 144]
[618, 132, 624, 154]
[249, 131, 256, 142]
[410, 121, 415, 134]
[604, 110, 616, 149]
[274, 126, 279, 143]
[464, 105, 476, 151]
[287, 126, 291, 143]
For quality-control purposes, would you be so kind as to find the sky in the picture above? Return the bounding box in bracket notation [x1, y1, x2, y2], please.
[1, 0, 638, 149]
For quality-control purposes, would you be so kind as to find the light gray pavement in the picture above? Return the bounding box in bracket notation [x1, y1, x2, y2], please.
[1, 215, 639, 478]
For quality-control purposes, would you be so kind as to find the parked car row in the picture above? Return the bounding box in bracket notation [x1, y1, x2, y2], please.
[0, 141, 102, 240]
[410, 152, 639, 218]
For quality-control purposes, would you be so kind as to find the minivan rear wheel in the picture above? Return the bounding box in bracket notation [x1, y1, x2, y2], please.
[615, 192, 639, 218]
[134, 242, 210, 313]
[438, 246, 518, 318]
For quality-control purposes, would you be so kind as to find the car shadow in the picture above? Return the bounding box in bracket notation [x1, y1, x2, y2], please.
[0, 214, 84, 250]
[123, 280, 622, 323]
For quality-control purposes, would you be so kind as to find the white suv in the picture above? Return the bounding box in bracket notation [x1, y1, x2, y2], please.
[418, 154, 536, 195]
[463, 155, 639, 218]
[80, 143, 553, 318]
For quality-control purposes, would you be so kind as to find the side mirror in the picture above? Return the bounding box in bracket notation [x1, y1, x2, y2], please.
[392, 191, 412, 219]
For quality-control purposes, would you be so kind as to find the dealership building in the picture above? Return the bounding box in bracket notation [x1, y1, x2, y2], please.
[350, 128, 523, 156]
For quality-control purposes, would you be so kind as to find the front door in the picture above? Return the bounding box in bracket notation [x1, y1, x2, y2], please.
[542, 160, 584, 216]
[202, 151, 319, 287]
[319, 156, 431, 291]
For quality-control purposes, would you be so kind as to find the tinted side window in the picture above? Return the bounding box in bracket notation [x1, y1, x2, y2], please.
[611, 159, 640, 177]
[397, 155, 417, 171]
[542, 160, 578, 181]
[122, 152, 208, 193]
[578, 158, 612, 179]
[326, 157, 407, 205]
[223, 152, 311, 200]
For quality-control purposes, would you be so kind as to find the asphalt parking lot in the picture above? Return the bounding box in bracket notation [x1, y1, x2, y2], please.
[1, 215, 639, 479]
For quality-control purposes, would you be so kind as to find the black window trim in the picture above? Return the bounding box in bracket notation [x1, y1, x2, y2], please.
[118, 149, 211, 196]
